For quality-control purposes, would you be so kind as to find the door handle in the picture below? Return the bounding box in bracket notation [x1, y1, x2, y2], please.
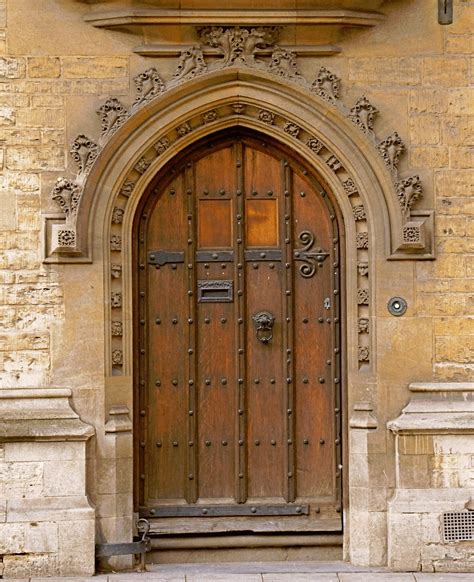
[252, 311, 275, 344]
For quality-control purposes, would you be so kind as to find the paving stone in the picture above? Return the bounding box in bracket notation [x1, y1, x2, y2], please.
[338, 575, 416, 581]
[263, 574, 339, 581]
[415, 576, 474, 581]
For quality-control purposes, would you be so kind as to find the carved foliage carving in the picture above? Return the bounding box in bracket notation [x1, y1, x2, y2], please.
[200, 26, 279, 67]
[110, 235, 122, 251]
[358, 345, 370, 362]
[378, 132, 405, 173]
[353, 204, 366, 221]
[311, 67, 340, 104]
[356, 232, 369, 249]
[342, 178, 358, 196]
[111, 291, 122, 308]
[269, 47, 302, 80]
[349, 96, 378, 134]
[52, 178, 81, 220]
[202, 109, 218, 124]
[153, 137, 170, 155]
[172, 46, 207, 82]
[111, 321, 123, 336]
[306, 137, 323, 154]
[97, 97, 128, 137]
[397, 175, 423, 217]
[112, 349, 123, 367]
[70, 135, 99, 177]
[283, 122, 300, 138]
[177, 122, 192, 137]
[57, 229, 76, 248]
[133, 67, 165, 109]
[357, 288, 369, 305]
[259, 109, 275, 124]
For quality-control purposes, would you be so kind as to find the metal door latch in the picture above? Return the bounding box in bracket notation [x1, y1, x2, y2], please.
[96, 518, 151, 571]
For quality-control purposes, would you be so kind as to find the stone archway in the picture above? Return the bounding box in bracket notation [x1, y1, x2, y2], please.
[42, 67, 434, 566]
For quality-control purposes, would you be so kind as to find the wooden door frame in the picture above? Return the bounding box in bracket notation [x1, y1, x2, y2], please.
[132, 130, 346, 532]
[74, 68, 407, 564]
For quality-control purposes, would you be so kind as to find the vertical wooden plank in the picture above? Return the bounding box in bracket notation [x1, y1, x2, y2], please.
[144, 172, 188, 503]
[292, 171, 337, 499]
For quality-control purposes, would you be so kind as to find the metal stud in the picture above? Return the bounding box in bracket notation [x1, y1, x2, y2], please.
[253, 263, 259, 269]
[303, 439, 309, 445]
[140, 410, 146, 416]
[188, 474, 194, 480]
[303, 378, 308, 384]
[156, 441, 162, 447]
[238, 348, 244, 354]
[267, 190, 273, 196]
[172, 441, 178, 447]
[221, 378, 227, 385]
[320, 438, 325, 445]
[221, 440, 227, 446]
[239, 439, 244, 446]
[238, 378, 244, 384]
[300, 191, 306, 197]
[236, 190, 242, 196]
[238, 409, 244, 415]
[269, 263, 275, 269]
[303, 318, 308, 323]
[319, 378, 325, 384]
[221, 317, 227, 323]
[204, 317, 210, 323]
[188, 318, 193, 324]
[155, 379, 161, 386]
[204, 263, 210, 269]
[205, 440, 211, 446]
[255, 440, 260, 446]
[188, 380, 194, 385]
[254, 379, 260, 384]
[252, 190, 258, 196]
[271, 439, 276, 446]
[188, 441, 194, 446]
[318, 317, 324, 323]
[140, 319, 145, 325]
[172, 318, 178, 324]
[205, 379, 211, 385]
[188, 410, 194, 416]
[188, 348, 193, 354]
[288, 439, 293, 444]
[172, 379, 178, 386]
[270, 378, 275, 384]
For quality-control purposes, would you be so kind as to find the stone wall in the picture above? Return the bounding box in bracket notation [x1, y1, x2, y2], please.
[0, 0, 472, 576]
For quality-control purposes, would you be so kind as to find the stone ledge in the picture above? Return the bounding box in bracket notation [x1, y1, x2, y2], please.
[0, 387, 94, 442]
[388, 382, 474, 434]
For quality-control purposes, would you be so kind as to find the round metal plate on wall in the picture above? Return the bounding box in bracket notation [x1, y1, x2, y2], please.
[387, 297, 407, 317]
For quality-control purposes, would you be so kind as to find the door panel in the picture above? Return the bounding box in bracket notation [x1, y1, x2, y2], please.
[136, 133, 342, 533]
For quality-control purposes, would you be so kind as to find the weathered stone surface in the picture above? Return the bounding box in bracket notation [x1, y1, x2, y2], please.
[28, 57, 61, 78]
[62, 57, 128, 79]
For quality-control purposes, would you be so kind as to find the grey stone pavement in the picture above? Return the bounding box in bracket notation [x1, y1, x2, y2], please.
[26, 562, 474, 582]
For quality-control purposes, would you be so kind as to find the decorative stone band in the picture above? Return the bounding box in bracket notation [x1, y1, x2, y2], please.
[0, 387, 94, 442]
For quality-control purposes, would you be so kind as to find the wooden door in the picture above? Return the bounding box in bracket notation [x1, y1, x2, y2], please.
[136, 132, 342, 534]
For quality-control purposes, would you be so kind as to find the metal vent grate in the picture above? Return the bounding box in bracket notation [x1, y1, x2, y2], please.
[443, 511, 474, 542]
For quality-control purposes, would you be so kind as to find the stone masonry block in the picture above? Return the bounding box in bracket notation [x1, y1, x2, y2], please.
[349, 57, 421, 85]
[58, 520, 95, 576]
[442, 117, 474, 146]
[30, 94, 64, 108]
[0, 523, 25, 553]
[388, 512, 422, 571]
[435, 216, 467, 237]
[450, 147, 473, 169]
[6, 146, 65, 171]
[0, 105, 15, 125]
[62, 57, 128, 79]
[24, 521, 59, 553]
[0, 332, 49, 351]
[409, 146, 449, 168]
[27, 57, 61, 78]
[399, 435, 434, 456]
[435, 336, 474, 364]
[5, 441, 84, 462]
[0, 57, 26, 78]
[409, 115, 440, 145]
[16, 108, 65, 128]
[448, 88, 474, 115]
[434, 317, 473, 336]
[2, 553, 59, 578]
[0, 191, 16, 229]
[423, 57, 469, 86]
[0, 461, 43, 498]
[409, 89, 448, 114]
[43, 460, 86, 496]
[435, 170, 473, 197]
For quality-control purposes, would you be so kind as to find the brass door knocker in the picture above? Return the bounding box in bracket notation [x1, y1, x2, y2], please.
[252, 311, 275, 344]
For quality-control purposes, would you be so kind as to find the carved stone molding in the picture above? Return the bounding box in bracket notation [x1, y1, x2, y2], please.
[70, 135, 100, 178]
[132, 67, 165, 110]
[349, 96, 378, 135]
[97, 97, 128, 138]
[378, 131, 405, 174]
[311, 67, 340, 104]
[51, 178, 81, 222]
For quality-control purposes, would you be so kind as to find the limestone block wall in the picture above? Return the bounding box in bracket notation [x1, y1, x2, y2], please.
[0, 0, 472, 575]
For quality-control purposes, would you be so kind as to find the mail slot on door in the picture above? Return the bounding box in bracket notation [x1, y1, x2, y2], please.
[197, 280, 233, 303]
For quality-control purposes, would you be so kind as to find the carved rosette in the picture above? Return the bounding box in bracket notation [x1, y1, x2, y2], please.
[311, 67, 340, 104]
[258, 109, 275, 124]
[352, 205, 366, 221]
[283, 122, 300, 138]
[357, 289, 369, 305]
[177, 122, 192, 137]
[112, 349, 123, 367]
[133, 68, 165, 109]
[342, 178, 358, 196]
[306, 137, 323, 154]
[110, 235, 122, 251]
[111, 291, 122, 308]
[358, 345, 370, 362]
[202, 109, 218, 124]
[349, 96, 378, 135]
[112, 207, 124, 224]
[356, 232, 369, 249]
[378, 132, 405, 173]
[134, 157, 152, 174]
[70, 135, 99, 177]
[120, 181, 135, 198]
[111, 321, 123, 336]
[97, 97, 128, 138]
[153, 138, 170, 155]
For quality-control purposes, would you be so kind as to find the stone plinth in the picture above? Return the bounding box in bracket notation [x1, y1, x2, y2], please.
[387, 382, 474, 573]
[0, 387, 95, 579]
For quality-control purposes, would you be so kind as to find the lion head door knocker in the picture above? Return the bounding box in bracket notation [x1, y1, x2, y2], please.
[252, 311, 275, 344]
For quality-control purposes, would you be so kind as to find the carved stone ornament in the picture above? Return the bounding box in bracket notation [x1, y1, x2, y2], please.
[342, 178, 358, 196]
[326, 154, 343, 172]
[97, 97, 128, 137]
[172, 46, 207, 83]
[358, 345, 370, 362]
[378, 132, 405, 173]
[202, 109, 218, 124]
[110, 235, 122, 251]
[268, 47, 302, 80]
[153, 137, 170, 155]
[112, 349, 123, 367]
[306, 137, 324, 154]
[112, 207, 124, 224]
[311, 67, 340, 104]
[120, 181, 135, 198]
[70, 135, 99, 177]
[111, 291, 122, 308]
[357, 288, 369, 305]
[133, 67, 165, 109]
[111, 321, 123, 336]
[200, 26, 279, 68]
[283, 122, 300, 138]
[111, 263, 122, 279]
[134, 157, 152, 174]
[356, 232, 369, 249]
[349, 96, 378, 134]
[357, 262, 369, 277]
[352, 204, 366, 221]
[52, 177, 81, 220]
[396, 175, 423, 217]
[232, 103, 247, 114]
[401, 222, 426, 249]
[358, 318, 370, 333]
[57, 228, 76, 248]
[258, 109, 275, 124]
[177, 122, 192, 137]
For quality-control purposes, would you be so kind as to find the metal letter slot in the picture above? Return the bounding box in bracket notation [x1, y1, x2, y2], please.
[198, 280, 233, 303]
[252, 311, 275, 344]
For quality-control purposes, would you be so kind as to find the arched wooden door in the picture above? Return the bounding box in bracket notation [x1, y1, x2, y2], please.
[135, 131, 342, 534]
